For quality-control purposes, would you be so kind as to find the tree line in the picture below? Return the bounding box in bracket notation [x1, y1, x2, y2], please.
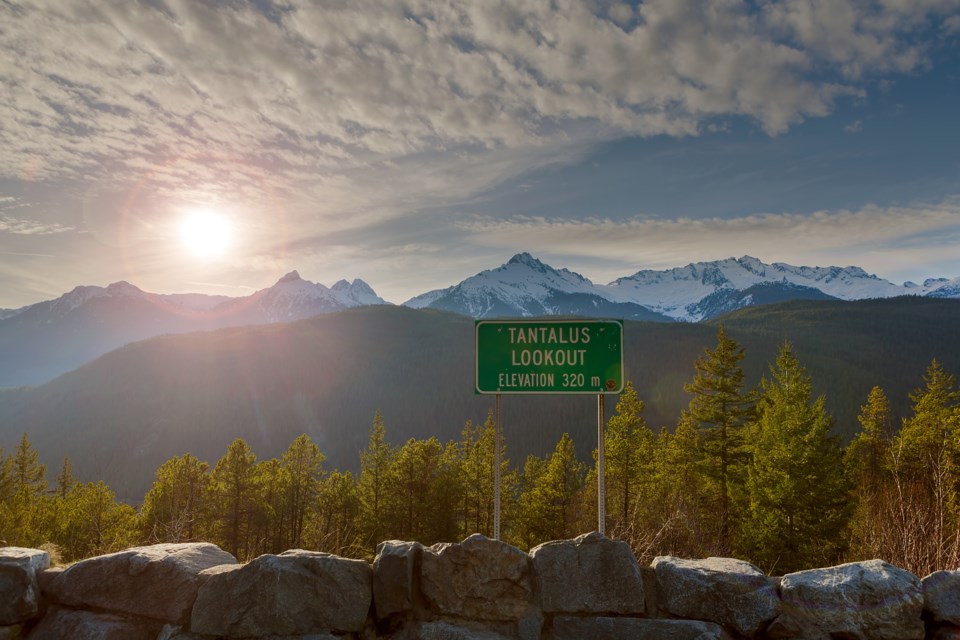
[1, 328, 958, 576]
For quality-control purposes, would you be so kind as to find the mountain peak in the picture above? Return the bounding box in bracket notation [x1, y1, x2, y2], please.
[277, 270, 302, 284]
[105, 281, 144, 296]
[507, 252, 543, 267]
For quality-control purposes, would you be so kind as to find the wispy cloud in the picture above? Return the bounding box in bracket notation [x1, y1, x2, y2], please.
[844, 119, 864, 133]
[0, 215, 74, 235]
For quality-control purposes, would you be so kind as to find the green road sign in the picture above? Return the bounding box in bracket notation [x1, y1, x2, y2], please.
[475, 319, 624, 394]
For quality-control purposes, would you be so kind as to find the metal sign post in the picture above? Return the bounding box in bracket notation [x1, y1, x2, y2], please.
[475, 319, 623, 541]
[494, 393, 502, 541]
[597, 393, 606, 536]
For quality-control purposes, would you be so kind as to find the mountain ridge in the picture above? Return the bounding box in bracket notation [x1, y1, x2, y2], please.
[405, 253, 959, 321]
[3, 253, 958, 387]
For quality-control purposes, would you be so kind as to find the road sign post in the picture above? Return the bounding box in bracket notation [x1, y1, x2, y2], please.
[475, 319, 623, 540]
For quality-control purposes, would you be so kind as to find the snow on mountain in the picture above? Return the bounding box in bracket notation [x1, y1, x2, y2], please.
[404, 287, 452, 309]
[403, 253, 959, 322]
[602, 256, 952, 321]
[401, 252, 595, 317]
[331, 278, 388, 306]
[211, 271, 390, 323]
[925, 276, 960, 298]
[402, 252, 672, 321]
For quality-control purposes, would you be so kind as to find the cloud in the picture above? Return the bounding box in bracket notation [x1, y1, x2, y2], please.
[844, 119, 864, 133]
[0, 215, 74, 235]
[0, 0, 955, 225]
[455, 199, 960, 283]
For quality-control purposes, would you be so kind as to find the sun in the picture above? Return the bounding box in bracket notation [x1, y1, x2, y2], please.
[178, 209, 233, 259]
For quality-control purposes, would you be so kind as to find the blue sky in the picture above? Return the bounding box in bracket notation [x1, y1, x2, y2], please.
[1, 0, 959, 307]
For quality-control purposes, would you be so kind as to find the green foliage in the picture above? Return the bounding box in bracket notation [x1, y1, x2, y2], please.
[682, 326, 754, 553]
[281, 434, 326, 549]
[210, 438, 258, 560]
[741, 344, 849, 573]
[51, 481, 138, 562]
[357, 411, 394, 549]
[5, 323, 960, 575]
[513, 433, 584, 549]
[884, 360, 960, 574]
[140, 454, 210, 543]
[603, 381, 655, 532]
[307, 470, 361, 556]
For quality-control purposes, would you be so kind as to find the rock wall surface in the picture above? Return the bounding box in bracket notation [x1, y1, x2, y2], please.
[1, 532, 957, 640]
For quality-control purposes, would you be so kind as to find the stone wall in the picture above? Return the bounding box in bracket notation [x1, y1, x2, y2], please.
[2, 531, 958, 640]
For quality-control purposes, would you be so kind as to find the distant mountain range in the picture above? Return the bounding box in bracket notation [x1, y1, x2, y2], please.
[1, 253, 958, 387]
[405, 253, 960, 321]
[0, 272, 386, 387]
[2, 297, 960, 501]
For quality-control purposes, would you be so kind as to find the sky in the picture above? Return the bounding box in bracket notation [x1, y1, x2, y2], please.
[1, 0, 959, 309]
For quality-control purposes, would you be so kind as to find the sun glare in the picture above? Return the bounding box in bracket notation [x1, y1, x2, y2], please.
[179, 209, 233, 259]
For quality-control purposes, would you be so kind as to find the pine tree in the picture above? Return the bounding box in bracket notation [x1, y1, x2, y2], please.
[387, 437, 446, 542]
[844, 386, 894, 559]
[652, 416, 704, 559]
[515, 433, 585, 548]
[57, 481, 137, 561]
[358, 411, 394, 549]
[742, 343, 849, 573]
[682, 326, 753, 553]
[210, 438, 258, 560]
[0, 448, 13, 543]
[281, 434, 326, 549]
[889, 360, 960, 573]
[7, 433, 47, 546]
[309, 471, 361, 556]
[603, 381, 655, 534]
[458, 410, 506, 538]
[140, 454, 210, 543]
[55, 457, 76, 500]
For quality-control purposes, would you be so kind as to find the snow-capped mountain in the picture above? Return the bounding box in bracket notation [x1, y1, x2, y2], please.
[0, 271, 388, 388]
[404, 253, 672, 321]
[405, 253, 959, 322]
[602, 256, 953, 321]
[212, 271, 387, 323]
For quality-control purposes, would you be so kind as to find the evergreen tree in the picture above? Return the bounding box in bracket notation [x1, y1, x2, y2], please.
[386, 437, 447, 542]
[458, 410, 506, 538]
[514, 433, 584, 548]
[140, 454, 210, 543]
[55, 457, 76, 500]
[682, 327, 753, 553]
[603, 381, 655, 534]
[0, 448, 13, 543]
[281, 434, 326, 549]
[307, 471, 361, 557]
[210, 438, 258, 560]
[742, 343, 849, 573]
[844, 386, 894, 559]
[250, 457, 287, 555]
[889, 360, 960, 573]
[7, 433, 47, 546]
[56, 481, 137, 562]
[652, 416, 705, 559]
[358, 411, 394, 549]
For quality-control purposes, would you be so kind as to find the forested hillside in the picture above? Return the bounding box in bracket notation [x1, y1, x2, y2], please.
[1, 298, 958, 502]
[2, 343, 958, 580]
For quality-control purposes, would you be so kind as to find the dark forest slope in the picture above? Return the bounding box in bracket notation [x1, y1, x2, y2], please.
[1, 298, 958, 501]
